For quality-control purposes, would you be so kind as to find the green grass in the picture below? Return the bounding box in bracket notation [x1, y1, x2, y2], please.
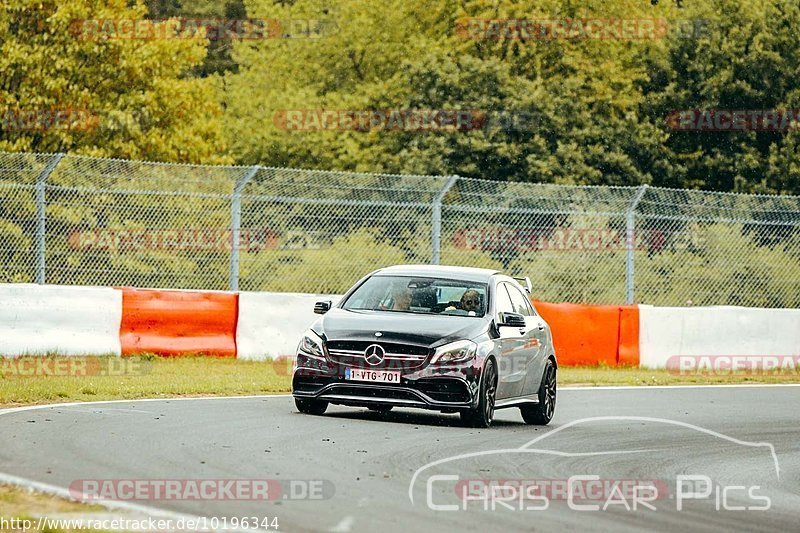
[560, 364, 800, 387]
[0, 485, 111, 533]
[0, 356, 292, 407]
[1, 356, 799, 408]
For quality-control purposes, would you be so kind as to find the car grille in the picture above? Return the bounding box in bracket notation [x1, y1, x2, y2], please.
[326, 340, 430, 371]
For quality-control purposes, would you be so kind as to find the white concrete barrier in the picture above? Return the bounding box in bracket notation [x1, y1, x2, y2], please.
[639, 305, 800, 368]
[0, 284, 123, 357]
[2, 282, 798, 366]
[236, 292, 339, 360]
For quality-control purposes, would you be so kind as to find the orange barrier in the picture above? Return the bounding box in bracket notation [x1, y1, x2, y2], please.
[533, 300, 640, 366]
[617, 306, 640, 366]
[120, 288, 238, 357]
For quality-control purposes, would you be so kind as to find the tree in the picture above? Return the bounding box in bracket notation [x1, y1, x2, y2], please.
[642, 0, 800, 194]
[144, 0, 246, 77]
[221, 0, 675, 186]
[0, 0, 229, 163]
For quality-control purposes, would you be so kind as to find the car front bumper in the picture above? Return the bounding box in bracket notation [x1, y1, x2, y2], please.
[292, 352, 482, 411]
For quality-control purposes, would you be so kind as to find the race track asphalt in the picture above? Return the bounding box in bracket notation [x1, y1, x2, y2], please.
[2, 386, 799, 532]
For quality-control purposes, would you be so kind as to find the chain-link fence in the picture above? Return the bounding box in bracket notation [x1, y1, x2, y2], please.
[1, 150, 798, 307]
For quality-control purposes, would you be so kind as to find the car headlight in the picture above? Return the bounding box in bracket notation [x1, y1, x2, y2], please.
[298, 329, 326, 359]
[431, 340, 477, 364]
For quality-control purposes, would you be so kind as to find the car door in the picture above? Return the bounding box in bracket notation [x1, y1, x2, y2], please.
[504, 283, 548, 398]
[493, 282, 534, 400]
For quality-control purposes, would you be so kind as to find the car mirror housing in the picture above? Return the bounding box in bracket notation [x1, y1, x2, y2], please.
[314, 300, 332, 314]
[498, 312, 526, 328]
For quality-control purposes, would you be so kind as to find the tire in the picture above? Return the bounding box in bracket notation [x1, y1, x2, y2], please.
[367, 405, 393, 413]
[520, 359, 556, 425]
[295, 397, 328, 415]
[460, 358, 497, 428]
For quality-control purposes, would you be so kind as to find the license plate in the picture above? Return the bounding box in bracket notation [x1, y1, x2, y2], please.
[345, 368, 401, 383]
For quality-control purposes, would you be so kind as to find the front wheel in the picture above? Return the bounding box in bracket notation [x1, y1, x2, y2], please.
[295, 397, 328, 415]
[520, 359, 556, 425]
[460, 358, 497, 428]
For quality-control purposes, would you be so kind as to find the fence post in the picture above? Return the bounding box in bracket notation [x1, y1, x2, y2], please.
[229, 166, 260, 291]
[34, 153, 64, 284]
[625, 184, 649, 304]
[431, 175, 459, 265]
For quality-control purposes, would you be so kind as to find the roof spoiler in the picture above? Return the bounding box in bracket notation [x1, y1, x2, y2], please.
[514, 276, 532, 294]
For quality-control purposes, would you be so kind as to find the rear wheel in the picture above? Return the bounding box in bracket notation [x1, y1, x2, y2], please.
[460, 358, 497, 428]
[520, 359, 556, 425]
[295, 397, 328, 415]
[367, 405, 393, 413]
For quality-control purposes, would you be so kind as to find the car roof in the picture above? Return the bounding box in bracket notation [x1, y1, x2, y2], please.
[374, 264, 501, 283]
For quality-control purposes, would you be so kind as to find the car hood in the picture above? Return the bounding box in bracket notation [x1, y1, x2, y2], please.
[315, 308, 487, 348]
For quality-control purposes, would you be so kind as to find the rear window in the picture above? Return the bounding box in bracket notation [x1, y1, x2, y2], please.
[342, 275, 488, 317]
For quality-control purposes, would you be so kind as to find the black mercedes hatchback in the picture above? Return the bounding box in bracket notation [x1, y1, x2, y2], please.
[291, 265, 557, 427]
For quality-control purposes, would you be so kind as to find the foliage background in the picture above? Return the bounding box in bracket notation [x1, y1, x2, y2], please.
[1, 0, 799, 194]
[1, 1, 799, 306]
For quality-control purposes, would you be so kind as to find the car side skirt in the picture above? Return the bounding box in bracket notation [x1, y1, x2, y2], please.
[494, 394, 540, 409]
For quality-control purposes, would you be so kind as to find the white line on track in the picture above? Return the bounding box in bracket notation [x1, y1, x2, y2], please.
[0, 394, 292, 417]
[560, 383, 800, 391]
[0, 471, 252, 532]
[330, 515, 355, 532]
[2, 384, 800, 417]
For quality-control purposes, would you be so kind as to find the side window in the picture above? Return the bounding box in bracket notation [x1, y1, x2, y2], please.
[506, 284, 533, 316]
[494, 283, 514, 319]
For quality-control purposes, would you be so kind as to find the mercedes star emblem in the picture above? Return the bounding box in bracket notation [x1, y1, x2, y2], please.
[364, 344, 385, 365]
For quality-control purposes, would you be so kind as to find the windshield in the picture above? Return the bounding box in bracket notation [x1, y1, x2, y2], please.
[342, 275, 488, 317]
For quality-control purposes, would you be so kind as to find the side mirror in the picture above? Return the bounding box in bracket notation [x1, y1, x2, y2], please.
[498, 312, 526, 328]
[314, 300, 332, 314]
